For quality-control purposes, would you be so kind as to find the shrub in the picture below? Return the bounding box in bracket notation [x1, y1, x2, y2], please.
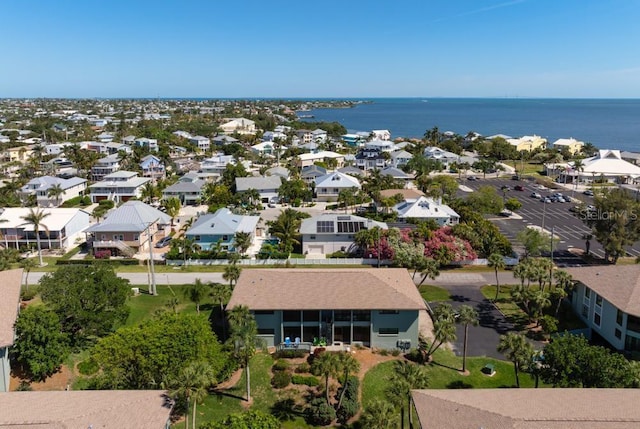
[405, 348, 426, 364]
[94, 250, 111, 259]
[305, 398, 336, 426]
[271, 371, 291, 389]
[98, 199, 115, 209]
[337, 376, 359, 401]
[292, 375, 320, 386]
[78, 358, 99, 376]
[274, 349, 307, 359]
[337, 398, 360, 424]
[81, 196, 92, 206]
[326, 251, 351, 259]
[378, 348, 389, 356]
[295, 362, 310, 373]
[20, 287, 38, 301]
[272, 359, 290, 372]
[391, 348, 401, 356]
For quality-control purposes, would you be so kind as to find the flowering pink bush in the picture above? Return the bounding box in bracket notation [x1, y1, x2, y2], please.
[422, 227, 477, 263]
[95, 250, 111, 259]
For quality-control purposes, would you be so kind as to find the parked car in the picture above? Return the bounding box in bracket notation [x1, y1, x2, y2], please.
[501, 185, 511, 191]
[467, 176, 478, 181]
[530, 192, 542, 199]
[583, 189, 595, 196]
[154, 236, 172, 248]
[514, 185, 525, 191]
[541, 197, 552, 203]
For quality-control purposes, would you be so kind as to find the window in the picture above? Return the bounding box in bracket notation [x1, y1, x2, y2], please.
[195, 235, 201, 241]
[627, 315, 640, 333]
[134, 234, 139, 240]
[254, 310, 274, 315]
[617, 310, 623, 326]
[352, 310, 371, 322]
[379, 310, 399, 315]
[222, 235, 228, 241]
[303, 310, 320, 322]
[283, 311, 301, 322]
[258, 328, 275, 335]
[310, 235, 316, 240]
[595, 294, 603, 307]
[594, 312, 601, 327]
[584, 288, 591, 299]
[317, 221, 334, 233]
[582, 304, 589, 318]
[615, 328, 622, 339]
[334, 310, 351, 322]
[379, 328, 399, 335]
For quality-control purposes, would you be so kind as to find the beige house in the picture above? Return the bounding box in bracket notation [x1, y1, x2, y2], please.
[220, 117, 257, 135]
[0, 390, 173, 428]
[0, 269, 22, 392]
[3, 145, 34, 162]
[507, 134, 547, 152]
[412, 388, 640, 428]
[552, 137, 584, 155]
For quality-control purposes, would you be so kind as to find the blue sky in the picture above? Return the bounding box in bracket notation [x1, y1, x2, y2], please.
[1, 0, 639, 98]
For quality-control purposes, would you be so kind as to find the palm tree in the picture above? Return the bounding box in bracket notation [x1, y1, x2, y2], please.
[423, 304, 457, 361]
[182, 278, 210, 314]
[20, 208, 50, 266]
[267, 208, 307, 254]
[141, 182, 159, 204]
[416, 258, 440, 287]
[177, 237, 200, 266]
[336, 352, 360, 409]
[210, 282, 232, 340]
[386, 360, 429, 429]
[169, 360, 217, 429]
[227, 305, 262, 402]
[312, 352, 340, 404]
[47, 184, 64, 207]
[164, 197, 181, 228]
[360, 400, 399, 429]
[457, 305, 479, 373]
[223, 263, 241, 288]
[488, 253, 506, 301]
[497, 332, 533, 388]
[19, 257, 38, 290]
[572, 157, 585, 185]
[233, 231, 252, 255]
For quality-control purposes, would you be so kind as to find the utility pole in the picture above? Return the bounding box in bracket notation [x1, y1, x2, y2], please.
[146, 219, 158, 295]
[549, 226, 555, 286]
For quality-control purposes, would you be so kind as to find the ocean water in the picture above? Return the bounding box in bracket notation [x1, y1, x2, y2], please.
[302, 98, 640, 152]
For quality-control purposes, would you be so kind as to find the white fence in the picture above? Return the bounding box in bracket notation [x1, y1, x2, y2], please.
[166, 258, 394, 266]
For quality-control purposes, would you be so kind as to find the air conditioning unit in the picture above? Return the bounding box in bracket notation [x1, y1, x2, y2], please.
[131, 287, 140, 296]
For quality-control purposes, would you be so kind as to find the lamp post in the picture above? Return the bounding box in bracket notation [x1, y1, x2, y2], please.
[541, 199, 547, 232]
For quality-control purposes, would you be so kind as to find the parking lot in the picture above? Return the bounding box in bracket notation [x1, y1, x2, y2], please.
[460, 177, 640, 262]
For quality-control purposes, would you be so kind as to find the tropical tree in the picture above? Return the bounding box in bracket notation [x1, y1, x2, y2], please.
[169, 360, 217, 429]
[227, 305, 262, 401]
[488, 253, 506, 300]
[223, 263, 241, 288]
[164, 197, 181, 228]
[417, 258, 440, 287]
[335, 352, 360, 409]
[20, 207, 50, 266]
[182, 279, 210, 314]
[141, 182, 160, 204]
[267, 208, 309, 254]
[19, 257, 38, 290]
[312, 351, 340, 404]
[359, 400, 399, 429]
[457, 305, 479, 373]
[210, 282, 232, 340]
[47, 184, 64, 206]
[386, 360, 429, 429]
[233, 231, 252, 255]
[422, 303, 457, 361]
[497, 332, 533, 387]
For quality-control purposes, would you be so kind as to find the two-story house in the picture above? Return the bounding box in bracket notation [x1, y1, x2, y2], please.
[235, 175, 282, 203]
[140, 155, 165, 180]
[314, 171, 362, 201]
[91, 154, 121, 181]
[19, 176, 87, 207]
[189, 136, 210, 152]
[162, 173, 206, 205]
[300, 214, 387, 255]
[355, 148, 389, 171]
[135, 137, 159, 152]
[89, 171, 150, 203]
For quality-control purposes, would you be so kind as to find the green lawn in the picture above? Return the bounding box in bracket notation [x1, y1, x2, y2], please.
[480, 284, 529, 329]
[419, 285, 451, 302]
[125, 283, 201, 327]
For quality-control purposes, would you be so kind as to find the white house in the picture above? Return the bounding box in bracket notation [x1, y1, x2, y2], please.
[562, 149, 640, 184]
[297, 151, 345, 168]
[371, 129, 391, 141]
[393, 196, 460, 225]
[134, 137, 159, 152]
[89, 171, 150, 203]
[235, 176, 282, 203]
[91, 154, 121, 181]
[189, 136, 210, 152]
[300, 214, 387, 255]
[314, 171, 362, 201]
[220, 118, 257, 135]
[311, 129, 327, 143]
[20, 176, 87, 207]
[390, 149, 413, 168]
[200, 153, 236, 179]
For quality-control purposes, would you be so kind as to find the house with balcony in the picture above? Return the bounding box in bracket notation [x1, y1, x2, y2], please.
[393, 196, 460, 226]
[20, 176, 87, 207]
[0, 269, 22, 392]
[423, 146, 459, 169]
[140, 155, 165, 180]
[135, 137, 159, 152]
[355, 148, 389, 171]
[507, 134, 547, 152]
[89, 171, 150, 203]
[162, 173, 206, 205]
[301, 165, 327, 184]
[86, 201, 171, 257]
[552, 137, 584, 155]
[199, 153, 236, 179]
[235, 175, 282, 203]
[295, 129, 313, 144]
[566, 265, 640, 353]
[390, 149, 413, 168]
[3, 145, 34, 163]
[105, 141, 132, 155]
[226, 268, 426, 349]
[91, 154, 121, 181]
[189, 136, 210, 152]
[297, 151, 345, 168]
[314, 171, 361, 201]
[341, 133, 366, 147]
[0, 208, 90, 252]
[312, 128, 327, 143]
[300, 214, 387, 255]
[184, 208, 259, 252]
[220, 118, 256, 135]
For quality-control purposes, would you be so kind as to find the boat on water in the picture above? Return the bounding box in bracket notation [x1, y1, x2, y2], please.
[298, 114, 315, 118]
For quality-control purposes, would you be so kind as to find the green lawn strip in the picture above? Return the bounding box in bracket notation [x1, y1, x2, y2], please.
[419, 285, 451, 302]
[480, 284, 529, 329]
[125, 284, 198, 327]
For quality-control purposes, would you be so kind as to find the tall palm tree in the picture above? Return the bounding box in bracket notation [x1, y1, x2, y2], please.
[19, 257, 38, 290]
[164, 197, 181, 228]
[386, 360, 429, 429]
[311, 352, 340, 404]
[360, 400, 399, 429]
[267, 208, 307, 254]
[423, 304, 457, 360]
[336, 352, 360, 409]
[457, 305, 479, 373]
[169, 360, 217, 429]
[227, 305, 262, 402]
[182, 278, 210, 314]
[141, 182, 159, 204]
[223, 264, 241, 288]
[572, 157, 585, 185]
[416, 258, 440, 286]
[488, 253, 506, 301]
[20, 208, 50, 266]
[233, 231, 252, 255]
[47, 184, 64, 207]
[497, 332, 533, 388]
[210, 282, 232, 340]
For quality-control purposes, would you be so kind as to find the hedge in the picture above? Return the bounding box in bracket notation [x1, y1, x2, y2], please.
[56, 259, 140, 266]
[292, 375, 320, 386]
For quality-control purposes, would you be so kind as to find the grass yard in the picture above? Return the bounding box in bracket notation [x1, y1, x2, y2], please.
[480, 284, 529, 329]
[125, 283, 202, 327]
[419, 285, 451, 302]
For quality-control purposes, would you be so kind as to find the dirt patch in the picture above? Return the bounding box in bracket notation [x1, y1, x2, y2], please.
[10, 364, 74, 391]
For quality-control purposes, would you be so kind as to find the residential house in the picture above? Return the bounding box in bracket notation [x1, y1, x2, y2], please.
[0, 269, 22, 392]
[122, 135, 137, 145]
[552, 137, 584, 155]
[364, 139, 396, 152]
[297, 151, 345, 168]
[311, 128, 327, 143]
[262, 131, 287, 142]
[411, 389, 640, 429]
[91, 153, 121, 181]
[162, 173, 206, 205]
[341, 133, 366, 147]
[251, 141, 281, 156]
[562, 149, 640, 184]
[300, 214, 387, 255]
[220, 118, 257, 135]
[423, 146, 460, 169]
[82, 141, 109, 154]
[507, 134, 547, 151]
[314, 171, 362, 201]
[185, 208, 259, 251]
[266, 166, 290, 180]
[189, 136, 210, 152]
[235, 175, 282, 203]
[200, 153, 236, 179]
[105, 141, 132, 155]
[379, 166, 414, 184]
[337, 166, 364, 177]
[301, 165, 327, 184]
[0, 390, 173, 428]
[89, 171, 150, 203]
[169, 145, 189, 157]
[295, 129, 313, 144]
[355, 148, 389, 171]
[565, 265, 640, 352]
[140, 155, 165, 180]
[622, 151, 640, 166]
[371, 129, 391, 141]
[20, 176, 87, 207]
[0, 208, 90, 252]
[44, 142, 74, 156]
[212, 135, 239, 146]
[172, 130, 192, 139]
[393, 196, 460, 225]
[390, 149, 413, 168]
[3, 145, 34, 163]
[226, 268, 427, 349]
[96, 132, 114, 143]
[135, 137, 159, 152]
[86, 201, 171, 256]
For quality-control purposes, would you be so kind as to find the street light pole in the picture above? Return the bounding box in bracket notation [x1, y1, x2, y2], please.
[541, 199, 547, 232]
[146, 219, 158, 296]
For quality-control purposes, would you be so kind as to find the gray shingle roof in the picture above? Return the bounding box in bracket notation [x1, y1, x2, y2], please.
[87, 201, 170, 233]
[186, 208, 259, 236]
[235, 175, 282, 192]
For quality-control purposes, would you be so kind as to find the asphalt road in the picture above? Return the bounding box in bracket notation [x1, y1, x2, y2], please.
[460, 177, 640, 262]
[27, 271, 225, 286]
